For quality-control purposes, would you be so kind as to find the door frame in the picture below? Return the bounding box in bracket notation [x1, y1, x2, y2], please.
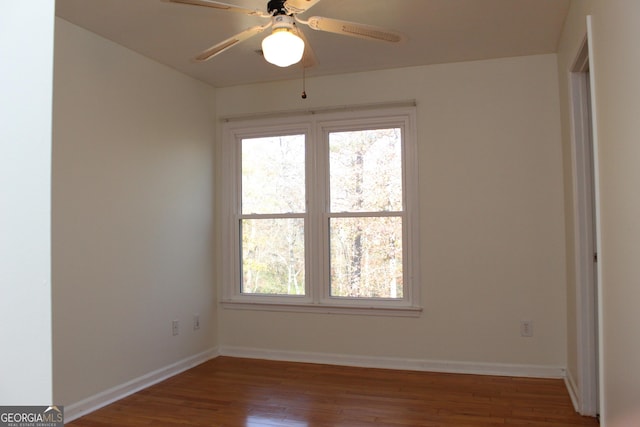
[568, 16, 602, 418]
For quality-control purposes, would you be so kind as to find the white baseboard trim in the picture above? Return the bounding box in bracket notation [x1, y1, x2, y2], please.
[64, 347, 219, 423]
[565, 368, 581, 413]
[219, 346, 566, 379]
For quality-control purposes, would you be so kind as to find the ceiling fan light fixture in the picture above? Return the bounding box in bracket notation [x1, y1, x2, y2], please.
[261, 16, 305, 67]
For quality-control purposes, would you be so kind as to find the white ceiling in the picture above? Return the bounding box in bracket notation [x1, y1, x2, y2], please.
[55, 0, 571, 88]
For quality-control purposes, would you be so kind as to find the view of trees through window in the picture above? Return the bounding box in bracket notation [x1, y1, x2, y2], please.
[329, 128, 403, 298]
[241, 218, 305, 295]
[241, 135, 305, 295]
[240, 127, 404, 299]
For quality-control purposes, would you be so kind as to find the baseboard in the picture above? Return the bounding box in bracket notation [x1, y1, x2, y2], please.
[64, 347, 219, 423]
[565, 368, 581, 413]
[219, 346, 566, 379]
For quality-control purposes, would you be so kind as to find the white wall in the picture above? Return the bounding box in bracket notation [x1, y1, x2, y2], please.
[215, 54, 567, 371]
[0, 2, 55, 405]
[52, 19, 217, 406]
[589, 1, 640, 424]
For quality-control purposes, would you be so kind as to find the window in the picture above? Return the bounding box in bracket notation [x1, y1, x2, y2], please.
[221, 105, 421, 316]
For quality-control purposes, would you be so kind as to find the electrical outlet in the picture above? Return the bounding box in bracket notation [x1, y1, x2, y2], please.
[193, 314, 200, 331]
[520, 320, 533, 337]
[172, 320, 179, 336]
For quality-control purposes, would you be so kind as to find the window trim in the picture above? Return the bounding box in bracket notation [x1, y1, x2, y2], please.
[220, 105, 421, 316]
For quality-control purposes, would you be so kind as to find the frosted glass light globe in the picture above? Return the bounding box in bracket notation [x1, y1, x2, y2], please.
[262, 29, 304, 67]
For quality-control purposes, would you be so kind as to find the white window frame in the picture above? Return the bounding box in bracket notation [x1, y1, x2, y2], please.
[221, 105, 421, 317]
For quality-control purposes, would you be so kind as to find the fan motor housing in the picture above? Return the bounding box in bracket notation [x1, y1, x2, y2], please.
[267, 0, 289, 16]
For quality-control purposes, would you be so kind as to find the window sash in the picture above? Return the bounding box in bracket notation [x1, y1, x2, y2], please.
[326, 214, 405, 300]
[239, 217, 306, 297]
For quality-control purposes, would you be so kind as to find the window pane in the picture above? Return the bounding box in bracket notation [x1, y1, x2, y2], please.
[329, 216, 403, 299]
[242, 135, 305, 214]
[241, 218, 305, 296]
[329, 128, 402, 213]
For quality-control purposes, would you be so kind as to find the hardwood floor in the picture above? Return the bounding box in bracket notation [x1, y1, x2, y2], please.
[67, 357, 599, 426]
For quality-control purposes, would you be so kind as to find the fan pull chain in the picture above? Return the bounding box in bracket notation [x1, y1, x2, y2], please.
[301, 65, 307, 99]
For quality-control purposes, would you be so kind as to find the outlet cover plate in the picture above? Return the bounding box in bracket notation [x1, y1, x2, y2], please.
[520, 320, 533, 337]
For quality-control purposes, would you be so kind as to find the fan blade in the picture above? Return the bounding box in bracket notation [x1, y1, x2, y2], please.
[305, 16, 406, 43]
[165, 0, 270, 18]
[294, 26, 317, 68]
[284, 0, 322, 14]
[194, 23, 271, 62]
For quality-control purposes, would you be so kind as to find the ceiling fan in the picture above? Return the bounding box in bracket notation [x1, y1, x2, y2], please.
[165, 0, 406, 68]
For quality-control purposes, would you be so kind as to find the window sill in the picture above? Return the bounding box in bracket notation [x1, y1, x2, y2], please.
[221, 300, 423, 317]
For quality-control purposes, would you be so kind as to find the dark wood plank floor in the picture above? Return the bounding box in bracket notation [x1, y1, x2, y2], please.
[67, 356, 599, 426]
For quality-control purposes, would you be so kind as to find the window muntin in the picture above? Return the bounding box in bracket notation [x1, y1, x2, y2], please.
[223, 107, 420, 314]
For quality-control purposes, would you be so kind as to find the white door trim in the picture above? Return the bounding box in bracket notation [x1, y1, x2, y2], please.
[586, 15, 605, 422]
[568, 15, 602, 418]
